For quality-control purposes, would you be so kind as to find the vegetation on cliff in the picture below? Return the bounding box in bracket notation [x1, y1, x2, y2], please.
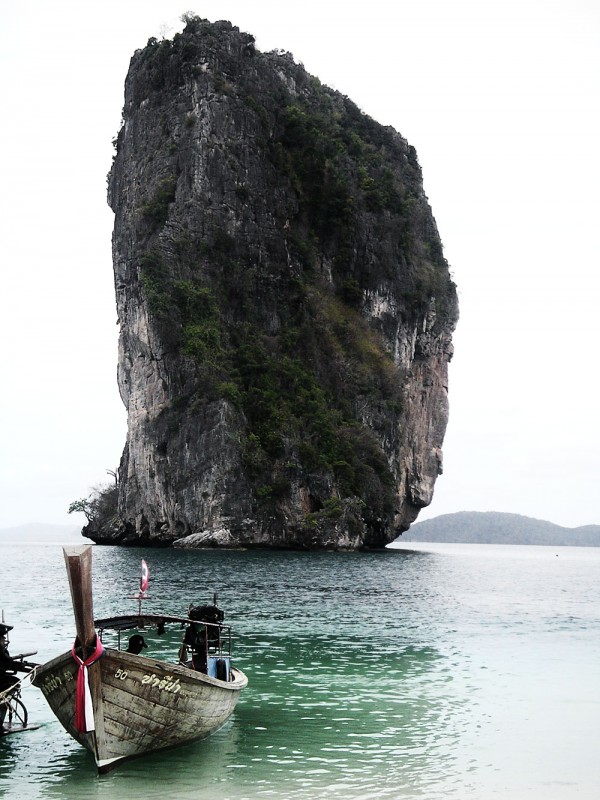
[97, 15, 457, 549]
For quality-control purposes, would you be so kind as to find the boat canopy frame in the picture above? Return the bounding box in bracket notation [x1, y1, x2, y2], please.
[95, 613, 233, 661]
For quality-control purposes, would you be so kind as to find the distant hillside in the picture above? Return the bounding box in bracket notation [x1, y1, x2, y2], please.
[0, 523, 83, 544]
[401, 512, 600, 547]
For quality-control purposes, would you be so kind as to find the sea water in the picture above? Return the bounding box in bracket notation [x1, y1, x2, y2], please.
[1, 540, 599, 799]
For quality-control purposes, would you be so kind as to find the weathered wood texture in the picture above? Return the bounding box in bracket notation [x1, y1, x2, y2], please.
[62, 545, 108, 762]
[63, 546, 95, 653]
[33, 648, 247, 771]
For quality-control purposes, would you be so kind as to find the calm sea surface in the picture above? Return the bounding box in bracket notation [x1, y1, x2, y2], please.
[1, 540, 599, 799]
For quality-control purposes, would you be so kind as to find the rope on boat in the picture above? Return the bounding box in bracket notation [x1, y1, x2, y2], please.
[71, 634, 105, 732]
[0, 665, 39, 705]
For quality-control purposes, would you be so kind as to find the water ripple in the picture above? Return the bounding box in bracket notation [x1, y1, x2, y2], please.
[1, 544, 600, 798]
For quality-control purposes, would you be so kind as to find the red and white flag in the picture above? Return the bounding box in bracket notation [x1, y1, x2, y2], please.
[140, 559, 150, 593]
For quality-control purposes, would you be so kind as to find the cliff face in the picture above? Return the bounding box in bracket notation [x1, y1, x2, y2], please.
[92, 17, 457, 550]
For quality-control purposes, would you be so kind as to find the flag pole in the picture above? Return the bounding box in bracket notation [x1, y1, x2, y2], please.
[133, 559, 150, 617]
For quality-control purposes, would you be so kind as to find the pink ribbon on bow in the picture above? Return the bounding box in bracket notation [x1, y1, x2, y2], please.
[71, 634, 105, 733]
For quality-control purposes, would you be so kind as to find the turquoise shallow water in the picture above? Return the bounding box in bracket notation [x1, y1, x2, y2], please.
[1, 541, 599, 799]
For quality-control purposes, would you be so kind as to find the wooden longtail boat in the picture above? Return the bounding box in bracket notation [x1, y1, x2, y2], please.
[32, 545, 247, 773]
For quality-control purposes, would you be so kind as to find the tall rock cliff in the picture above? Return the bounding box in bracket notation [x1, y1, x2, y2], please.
[91, 16, 458, 550]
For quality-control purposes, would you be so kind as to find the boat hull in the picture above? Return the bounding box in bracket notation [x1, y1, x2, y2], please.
[33, 648, 247, 772]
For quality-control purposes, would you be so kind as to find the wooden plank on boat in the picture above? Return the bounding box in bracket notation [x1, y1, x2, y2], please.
[62, 546, 109, 764]
[33, 547, 249, 773]
[63, 546, 95, 654]
[33, 644, 246, 766]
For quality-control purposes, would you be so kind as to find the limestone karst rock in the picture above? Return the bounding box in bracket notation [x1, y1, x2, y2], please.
[87, 16, 458, 550]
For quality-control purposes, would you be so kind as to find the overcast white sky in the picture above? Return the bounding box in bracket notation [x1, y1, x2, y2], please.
[1, 0, 598, 530]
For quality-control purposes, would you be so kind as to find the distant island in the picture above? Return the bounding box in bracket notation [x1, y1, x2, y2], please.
[400, 511, 600, 547]
[5, 513, 599, 548]
[0, 523, 82, 544]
